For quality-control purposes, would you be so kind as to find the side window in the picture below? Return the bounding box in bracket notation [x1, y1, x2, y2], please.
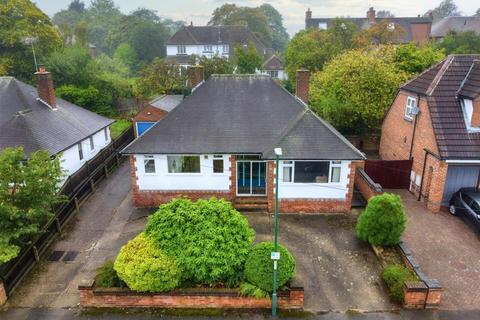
[213, 155, 224, 173]
[282, 161, 293, 182]
[330, 161, 342, 183]
[78, 142, 84, 160]
[144, 156, 156, 174]
[471, 201, 480, 215]
[462, 194, 473, 206]
[405, 97, 417, 120]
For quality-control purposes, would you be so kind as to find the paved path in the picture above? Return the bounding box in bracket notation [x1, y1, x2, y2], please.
[3, 162, 151, 309]
[245, 212, 393, 313]
[395, 189, 480, 310]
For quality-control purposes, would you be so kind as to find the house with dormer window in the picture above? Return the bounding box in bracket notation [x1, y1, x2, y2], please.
[380, 55, 480, 212]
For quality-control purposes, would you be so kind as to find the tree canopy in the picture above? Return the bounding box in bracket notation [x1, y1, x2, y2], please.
[189, 55, 234, 79]
[0, 147, 64, 264]
[234, 42, 263, 74]
[425, 0, 461, 21]
[0, 0, 62, 81]
[435, 31, 480, 54]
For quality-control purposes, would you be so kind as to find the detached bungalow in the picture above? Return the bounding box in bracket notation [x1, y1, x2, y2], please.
[122, 68, 365, 213]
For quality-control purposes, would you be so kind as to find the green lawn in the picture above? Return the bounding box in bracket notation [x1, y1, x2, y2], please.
[110, 119, 131, 139]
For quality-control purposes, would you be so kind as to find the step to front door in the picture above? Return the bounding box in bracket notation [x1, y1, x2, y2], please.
[233, 197, 268, 212]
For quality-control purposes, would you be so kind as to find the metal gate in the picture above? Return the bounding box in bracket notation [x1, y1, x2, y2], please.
[364, 159, 413, 189]
[442, 166, 480, 204]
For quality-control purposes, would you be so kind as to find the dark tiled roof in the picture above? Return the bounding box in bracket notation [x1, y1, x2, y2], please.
[431, 16, 480, 38]
[166, 26, 266, 53]
[458, 60, 480, 99]
[122, 75, 364, 160]
[306, 17, 432, 43]
[400, 55, 480, 159]
[263, 55, 284, 70]
[149, 95, 184, 112]
[0, 77, 113, 156]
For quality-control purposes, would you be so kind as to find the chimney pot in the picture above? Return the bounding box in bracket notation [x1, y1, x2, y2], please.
[296, 69, 310, 104]
[35, 65, 56, 109]
[187, 65, 205, 89]
[306, 8, 312, 21]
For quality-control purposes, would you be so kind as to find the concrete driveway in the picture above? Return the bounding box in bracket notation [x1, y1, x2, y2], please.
[3, 162, 151, 309]
[395, 189, 480, 310]
[245, 212, 393, 313]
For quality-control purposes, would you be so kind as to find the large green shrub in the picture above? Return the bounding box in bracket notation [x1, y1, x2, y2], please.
[382, 264, 417, 302]
[145, 198, 255, 285]
[356, 193, 407, 246]
[114, 233, 181, 292]
[244, 242, 295, 292]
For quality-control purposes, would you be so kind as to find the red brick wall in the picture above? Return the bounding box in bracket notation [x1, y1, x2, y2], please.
[380, 90, 446, 212]
[132, 106, 168, 137]
[403, 282, 428, 309]
[35, 70, 56, 108]
[355, 168, 382, 201]
[410, 23, 431, 44]
[79, 282, 304, 310]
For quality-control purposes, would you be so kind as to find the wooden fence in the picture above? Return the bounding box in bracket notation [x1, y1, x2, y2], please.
[364, 159, 413, 189]
[0, 126, 134, 296]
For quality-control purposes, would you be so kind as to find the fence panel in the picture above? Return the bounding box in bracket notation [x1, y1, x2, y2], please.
[364, 159, 413, 189]
[0, 126, 134, 296]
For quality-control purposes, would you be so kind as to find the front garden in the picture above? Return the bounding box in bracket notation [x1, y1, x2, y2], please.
[84, 198, 302, 309]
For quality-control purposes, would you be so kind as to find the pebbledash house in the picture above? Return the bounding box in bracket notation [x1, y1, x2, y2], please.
[122, 68, 365, 213]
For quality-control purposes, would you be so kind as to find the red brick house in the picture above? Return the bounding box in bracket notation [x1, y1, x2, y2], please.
[380, 55, 480, 212]
[133, 95, 183, 137]
[122, 68, 365, 213]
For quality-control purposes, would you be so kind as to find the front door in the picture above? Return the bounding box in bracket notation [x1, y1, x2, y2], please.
[237, 161, 267, 196]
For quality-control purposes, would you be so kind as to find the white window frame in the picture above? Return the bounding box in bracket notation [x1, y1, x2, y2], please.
[222, 44, 229, 54]
[212, 154, 224, 174]
[177, 45, 186, 55]
[282, 160, 293, 182]
[143, 155, 156, 175]
[281, 160, 342, 184]
[78, 142, 84, 161]
[203, 45, 213, 52]
[405, 96, 417, 120]
[104, 128, 108, 142]
[166, 155, 202, 175]
[268, 70, 279, 78]
[89, 136, 95, 152]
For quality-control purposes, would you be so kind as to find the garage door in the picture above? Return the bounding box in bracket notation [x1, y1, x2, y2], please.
[136, 122, 155, 136]
[442, 166, 480, 204]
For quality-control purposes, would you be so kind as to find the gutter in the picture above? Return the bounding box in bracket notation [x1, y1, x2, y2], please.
[445, 160, 480, 164]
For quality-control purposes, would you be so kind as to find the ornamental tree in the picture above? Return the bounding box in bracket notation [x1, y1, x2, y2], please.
[0, 147, 64, 264]
[309, 47, 407, 134]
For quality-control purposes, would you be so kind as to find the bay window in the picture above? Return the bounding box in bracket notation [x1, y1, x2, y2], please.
[282, 161, 342, 183]
[167, 155, 200, 173]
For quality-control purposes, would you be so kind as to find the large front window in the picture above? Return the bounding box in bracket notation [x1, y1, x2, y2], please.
[167, 155, 200, 173]
[177, 45, 186, 54]
[282, 161, 342, 183]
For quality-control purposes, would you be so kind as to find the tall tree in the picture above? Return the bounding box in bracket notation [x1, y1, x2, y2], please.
[234, 42, 263, 74]
[208, 4, 273, 48]
[425, 0, 461, 21]
[436, 31, 480, 54]
[354, 20, 407, 45]
[74, 20, 89, 47]
[0, 147, 64, 264]
[134, 58, 187, 98]
[86, 0, 122, 53]
[475, 8, 480, 17]
[259, 4, 289, 52]
[52, 0, 86, 30]
[189, 55, 234, 79]
[0, 0, 62, 80]
[377, 10, 395, 18]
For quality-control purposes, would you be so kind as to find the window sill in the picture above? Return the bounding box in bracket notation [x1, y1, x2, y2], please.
[166, 173, 202, 176]
[280, 182, 344, 186]
[403, 116, 414, 122]
[143, 173, 157, 176]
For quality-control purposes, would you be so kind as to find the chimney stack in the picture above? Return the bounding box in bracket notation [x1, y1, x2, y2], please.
[296, 69, 310, 104]
[187, 65, 205, 89]
[305, 8, 312, 21]
[35, 64, 56, 109]
[367, 7, 376, 23]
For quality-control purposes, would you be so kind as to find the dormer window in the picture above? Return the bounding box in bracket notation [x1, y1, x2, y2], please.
[405, 96, 417, 121]
[461, 98, 480, 130]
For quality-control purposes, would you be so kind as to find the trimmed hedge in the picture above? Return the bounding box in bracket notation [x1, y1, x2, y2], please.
[114, 233, 181, 292]
[382, 264, 417, 302]
[145, 198, 255, 286]
[96, 260, 126, 288]
[356, 193, 407, 246]
[244, 242, 295, 292]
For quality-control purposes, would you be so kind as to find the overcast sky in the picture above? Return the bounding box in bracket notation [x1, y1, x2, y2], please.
[35, 0, 479, 36]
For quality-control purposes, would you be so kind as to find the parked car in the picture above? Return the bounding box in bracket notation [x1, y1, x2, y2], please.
[449, 188, 480, 231]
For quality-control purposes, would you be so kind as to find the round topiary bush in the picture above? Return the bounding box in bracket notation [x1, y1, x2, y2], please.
[244, 242, 296, 292]
[114, 233, 181, 292]
[356, 193, 407, 246]
[144, 198, 255, 285]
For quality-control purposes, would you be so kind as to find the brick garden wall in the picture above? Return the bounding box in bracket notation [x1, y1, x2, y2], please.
[0, 281, 6, 306]
[380, 90, 447, 212]
[78, 281, 304, 310]
[354, 167, 382, 201]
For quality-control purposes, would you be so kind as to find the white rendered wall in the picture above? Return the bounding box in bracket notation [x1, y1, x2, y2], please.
[166, 45, 230, 58]
[277, 160, 351, 199]
[135, 154, 231, 191]
[60, 127, 111, 177]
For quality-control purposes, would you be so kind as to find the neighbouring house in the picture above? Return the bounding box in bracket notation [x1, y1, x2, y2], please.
[431, 16, 480, 40]
[380, 55, 480, 212]
[133, 94, 183, 137]
[165, 24, 286, 80]
[261, 54, 287, 80]
[0, 65, 113, 177]
[305, 7, 432, 44]
[122, 67, 365, 213]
